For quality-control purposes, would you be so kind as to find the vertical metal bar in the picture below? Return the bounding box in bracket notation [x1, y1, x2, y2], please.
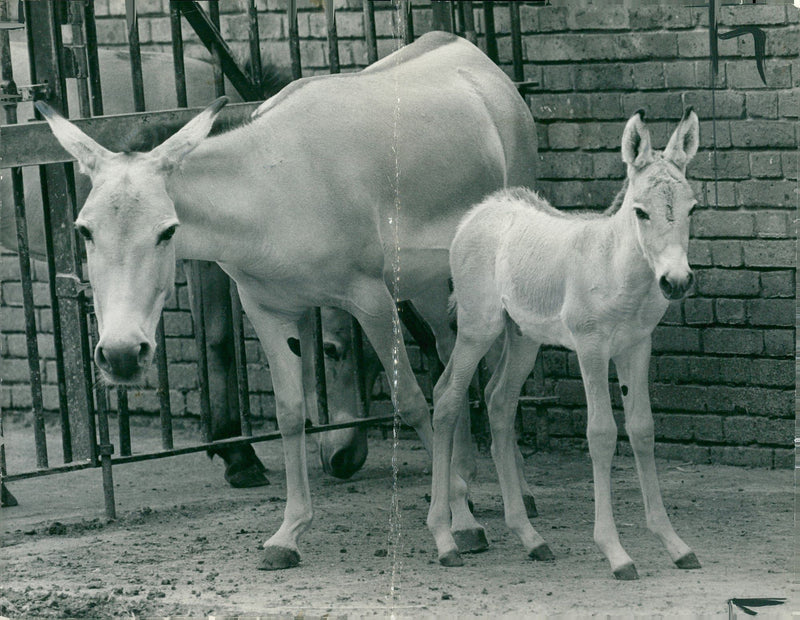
[26, 0, 96, 462]
[155, 318, 173, 449]
[350, 317, 367, 418]
[399, 0, 413, 45]
[208, 0, 225, 95]
[363, 0, 378, 64]
[116, 388, 131, 456]
[449, 0, 457, 34]
[83, 0, 103, 115]
[323, 0, 340, 74]
[312, 308, 329, 426]
[11, 154, 47, 470]
[125, 0, 146, 111]
[190, 262, 212, 443]
[461, 1, 476, 45]
[96, 397, 116, 519]
[431, 1, 453, 32]
[288, 0, 302, 79]
[509, 1, 524, 83]
[246, 0, 262, 85]
[169, 1, 188, 108]
[483, 1, 498, 64]
[230, 287, 252, 437]
[67, 1, 91, 118]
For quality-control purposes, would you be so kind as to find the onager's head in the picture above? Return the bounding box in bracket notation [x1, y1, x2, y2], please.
[36, 98, 228, 384]
[620, 108, 699, 301]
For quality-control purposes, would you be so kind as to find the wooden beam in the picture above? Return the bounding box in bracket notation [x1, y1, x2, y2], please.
[0, 101, 260, 168]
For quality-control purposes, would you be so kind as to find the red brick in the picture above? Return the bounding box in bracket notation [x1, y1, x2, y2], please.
[683, 91, 745, 119]
[575, 64, 634, 91]
[760, 270, 794, 298]
[737, 181, 797, 209]
[702, 328, 763, 355]
[536, 7, 568, 32]
[763, 329, 794, 357]
[688, 240, 712, 267]
[540, 65, 574, 92]
[709, 240, 743, 267]
[652, 326, 701, 353]
[630, 62, 665, 90]
[590, 93, 623, 120]
[530, 94, 591, 120]
[547, 123, 580, 150]
[566, 7, 629, 31]
[683, 298, 713, 325]
[749, 153, 783, 179]
[691, 151, 750, 180]
[718, 5, 788, 26]
[726, 60, 793, 90]
[742, 239, 795, 267]
[778, 90, 799, 118]
[745, 91, 779, 119]
[650, 383, 707, 412]
[621, 92, 683, 120]
[629, 7, 700, 31]
[729, 121, 796, 148]
[714, 298, 746, 325]
[692, 211, 753, 238]
[746, 299, 794, 326]
[616, 32, 678, 60]
[754, 211, 790, 238]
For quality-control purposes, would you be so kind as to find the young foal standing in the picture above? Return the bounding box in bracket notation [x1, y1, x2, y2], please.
[428, 109, 701, 579]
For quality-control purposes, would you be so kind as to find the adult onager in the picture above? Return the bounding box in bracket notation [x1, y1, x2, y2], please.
[429, 109, 701, 579]
[0, 41, 289, 487]
[36, 32, 539, 569]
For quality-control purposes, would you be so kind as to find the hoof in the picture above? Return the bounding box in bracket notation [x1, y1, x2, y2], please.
[523, 494, 538, 518]
[226, 462, 270, 488]
[529, 543, 555, 562]
[613, 562, 639, 581]
[452, 528, 489, 554]
[258, 546, 300, 570]
[439, 550, 464, 567]
[674, 552, 701, 570]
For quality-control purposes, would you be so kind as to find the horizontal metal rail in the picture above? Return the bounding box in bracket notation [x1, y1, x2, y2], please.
[0, 101, 260, 168]
[2, 415, 397, 483]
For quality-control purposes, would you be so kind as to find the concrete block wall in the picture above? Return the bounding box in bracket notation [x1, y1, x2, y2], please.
[1, 2, 796, 468]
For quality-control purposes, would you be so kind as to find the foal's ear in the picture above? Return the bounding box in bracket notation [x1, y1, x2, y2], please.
[35, 101, 113, 178]
[664, 107, 699, 172]
[150, 97, 228, 172]
[620, 109, 653, 171]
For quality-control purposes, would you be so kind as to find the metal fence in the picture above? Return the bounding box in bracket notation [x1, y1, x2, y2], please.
[0, 0, 544, 518]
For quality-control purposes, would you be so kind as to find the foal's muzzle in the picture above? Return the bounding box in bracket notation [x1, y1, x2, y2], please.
[659, 271, 694, 300]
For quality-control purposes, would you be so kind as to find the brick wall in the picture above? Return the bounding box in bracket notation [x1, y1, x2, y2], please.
[1, 2, 796, 468]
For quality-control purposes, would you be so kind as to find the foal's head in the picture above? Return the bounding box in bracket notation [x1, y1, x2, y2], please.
[620, 108, 699, 300]
[36, 99, 228, 383]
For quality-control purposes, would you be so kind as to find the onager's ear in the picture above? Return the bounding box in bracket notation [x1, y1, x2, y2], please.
[150, 97, 228, 172]
[664, 107, 699, 172]
[620, 109, 653, 171]
[35, 101, 113, 178]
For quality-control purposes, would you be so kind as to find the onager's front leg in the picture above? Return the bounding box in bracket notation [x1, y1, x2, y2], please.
[576, 343, 637, 580]
[238, 297, 312, 570]
[613, 338, 700, 570]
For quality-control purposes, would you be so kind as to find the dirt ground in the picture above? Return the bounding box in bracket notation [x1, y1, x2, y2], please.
[0, 417, 795, 619]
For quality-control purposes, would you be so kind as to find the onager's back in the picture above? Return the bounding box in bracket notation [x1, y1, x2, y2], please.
[428, 109, 702, 580]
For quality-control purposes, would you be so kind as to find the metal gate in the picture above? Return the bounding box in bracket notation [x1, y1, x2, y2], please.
[0, 0, 548, 518]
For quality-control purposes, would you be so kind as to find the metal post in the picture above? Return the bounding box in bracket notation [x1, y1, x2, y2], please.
[190, 262, 213, 443]
[155, 318, 173, 449]
[399, 0, 413, 45]
[230, 287, 252, 437]
[25, 0, 96, 462]
[96, 394, 116, 519]
[431, 1, 453, 32]
[323, 0, 340, 74]
[83, 0, 103, 115]
[246, 0, 262, 85]
[461, 1, 476, 45]
[288, 0, 302, 79]
[169, 1, 188, 108]
[509, 1, 525, 83]
[351, 317, 367, 418]
[312, 308, 329, 426]
[208, 0, 225, 96]
[483, 1, 498, 63]
[363, 0, 378, 64]
[125, 0, 146, 111]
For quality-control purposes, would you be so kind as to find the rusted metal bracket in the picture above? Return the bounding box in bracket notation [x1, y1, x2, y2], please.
[0, 80, 50, 104]
[55, 273, 91, 300]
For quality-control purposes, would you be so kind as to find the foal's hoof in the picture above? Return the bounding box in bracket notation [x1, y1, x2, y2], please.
[439, 550, 464, 567]
[225, 462, 270, 488]
[523, 494, 538, 518]
[452, 528, 489, 554]
[529, 543, 555, 562]
[674, 552, 701, 570]
[258, 546, 300, 570]
[613, 562, 640, 581]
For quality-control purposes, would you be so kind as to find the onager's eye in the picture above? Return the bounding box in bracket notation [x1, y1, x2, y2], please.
[634, 207, 650, 221]
[157, 224, 178, 245]
[75, 223, 93, 242]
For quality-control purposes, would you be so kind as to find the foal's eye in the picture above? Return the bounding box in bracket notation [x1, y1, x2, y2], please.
[157, 225, 178, 245]
[634, 208, 650, 221]
[75, 224, 93, 242]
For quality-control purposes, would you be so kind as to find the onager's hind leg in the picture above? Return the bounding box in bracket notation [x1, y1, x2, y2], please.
[613, 338, 700, 570]
[576, 342, 637, 580]
[486, 321, 553, 561]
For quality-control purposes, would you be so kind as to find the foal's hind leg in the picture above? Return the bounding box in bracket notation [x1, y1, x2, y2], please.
[614, 338, 699, 570]
[486, 322, 552, 561]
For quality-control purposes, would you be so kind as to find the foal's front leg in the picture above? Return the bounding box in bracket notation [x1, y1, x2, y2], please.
[238, 296, 312, 570]
[576, 343, 637, 580]
[613, 338, 700, 570]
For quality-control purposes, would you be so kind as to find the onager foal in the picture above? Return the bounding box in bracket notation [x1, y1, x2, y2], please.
[428, 109, 701, 579]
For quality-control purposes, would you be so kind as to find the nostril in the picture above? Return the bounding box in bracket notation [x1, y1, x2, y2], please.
[659, 275, 673, 295]
[137, 342, 151, 365]
[95, 346, 109, 370]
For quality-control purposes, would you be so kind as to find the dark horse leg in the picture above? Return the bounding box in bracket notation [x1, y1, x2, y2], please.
[184, 260, 269, 488]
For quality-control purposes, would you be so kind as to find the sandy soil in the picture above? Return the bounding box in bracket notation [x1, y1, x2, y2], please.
[0, 418, 795, 618]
